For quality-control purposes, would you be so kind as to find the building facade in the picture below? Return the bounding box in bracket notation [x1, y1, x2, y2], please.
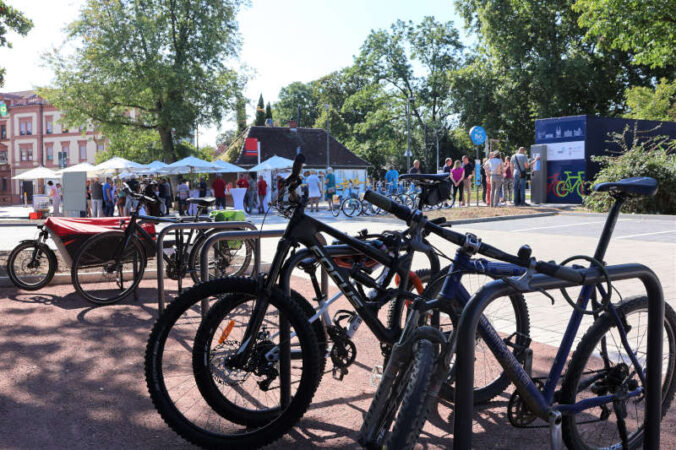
[0, 90, 106, 205]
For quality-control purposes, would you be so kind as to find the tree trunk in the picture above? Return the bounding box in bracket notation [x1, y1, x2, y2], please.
[158, 126, 176, 163]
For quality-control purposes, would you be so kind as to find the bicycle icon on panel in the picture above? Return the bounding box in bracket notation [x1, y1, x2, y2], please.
[554, 170, 586, 198]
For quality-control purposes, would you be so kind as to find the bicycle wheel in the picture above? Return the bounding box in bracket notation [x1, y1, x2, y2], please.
[7, 241, 57, 290]
[341, 198, 362, 217]
[330, 201, 341, 217]
[387, 267, 530, 404]
[359, 339, 436, 449]
[561, 296, 676, 450]
[145, 277, 323, 449]
[71, 231, 146, 305]
[188, 230, 254, 283]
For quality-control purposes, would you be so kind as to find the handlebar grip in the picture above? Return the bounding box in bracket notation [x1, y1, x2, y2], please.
[536, 261, 585, 284]
[364, 190, 412, 222]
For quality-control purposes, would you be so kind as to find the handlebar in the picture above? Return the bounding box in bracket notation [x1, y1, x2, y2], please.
[128, 190, 158, 205]
[363, 189, 585, 284]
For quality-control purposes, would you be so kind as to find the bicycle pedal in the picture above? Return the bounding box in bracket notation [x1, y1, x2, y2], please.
[332, 366, 348, 381]
[369, 365, 383, 387]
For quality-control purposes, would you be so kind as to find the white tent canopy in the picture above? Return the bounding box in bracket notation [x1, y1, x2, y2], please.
[210, 159, 246, 173]
[54, 162, 95, 176]
[12, 166, 59, 180]
[249, 155, 294, 172]
[158, 156, 218, 175]
[92, 156, 147, 173]
[137, 160, 168, 174]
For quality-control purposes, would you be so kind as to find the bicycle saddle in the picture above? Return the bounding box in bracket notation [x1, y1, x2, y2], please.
[593, 177, 658, 197]
[399, 173, 450, 185]
[186, 197, 216, 207]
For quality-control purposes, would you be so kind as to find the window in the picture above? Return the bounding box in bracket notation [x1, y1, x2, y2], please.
[46, 143, 54, 161]
[0, 151, 7, 163]
[60, 143, 69, 166]
[1, 178, 6, 192]
[96, 142, 104, 153]
[19, 118, 32, 135]
[1, 124, 6, 139]
[20, 144, 32, 161]
[79, 142, 87, 160]
[45, 116, 53, 134]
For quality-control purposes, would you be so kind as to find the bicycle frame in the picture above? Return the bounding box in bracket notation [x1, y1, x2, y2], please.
[448, 196, 665, 448]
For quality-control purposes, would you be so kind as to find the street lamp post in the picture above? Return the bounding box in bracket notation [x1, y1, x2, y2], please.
[325, 104, 330, 169]
[406, 97, 415, 171]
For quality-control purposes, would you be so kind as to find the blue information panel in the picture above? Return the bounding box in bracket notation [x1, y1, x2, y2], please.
[535, 116, 586, 144]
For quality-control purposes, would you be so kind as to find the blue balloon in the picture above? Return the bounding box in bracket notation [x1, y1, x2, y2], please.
[469, 126, 487, 145]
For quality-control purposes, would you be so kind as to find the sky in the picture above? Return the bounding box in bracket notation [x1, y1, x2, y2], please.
[0, 0, 471, 147]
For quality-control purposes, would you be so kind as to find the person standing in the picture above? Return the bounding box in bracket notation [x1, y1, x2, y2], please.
[510, 147, 539, 206]
[247, 172, 257, 210]
[91, 178, 103, 217]
[450, 161, 464, 206]
[409, 159, 421, 174]
[126, 174, 140, 213]
[212, 173, 226, 210]
[117, 180, 127, 216]
[442, 158, 453, 174]
[47, 181, 61, 217]
[324, 167, 336, 210]
[306, 170, 322, 212]
[384, 165, 399, 194]
[177, 178, 190, 215]
[502, 156, 514, 205]
[257, 175, 268, 213]
[198, 177, 207, 198]
[103, 177, 114, 216]
[86, 180, 91, 217]
[487, 152, 503, 207]
[460, 155, 474, 206]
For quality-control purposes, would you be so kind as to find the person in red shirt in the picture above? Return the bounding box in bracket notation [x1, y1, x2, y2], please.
[212, 173, 226, 209]
[257, 175, 268, 213]
[237, 174, 249, 189]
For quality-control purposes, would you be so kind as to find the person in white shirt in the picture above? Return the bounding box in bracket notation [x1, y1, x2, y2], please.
[485, 152, 504, 207]
[306, 170, 322, 212]
[47, 181, 61, 216]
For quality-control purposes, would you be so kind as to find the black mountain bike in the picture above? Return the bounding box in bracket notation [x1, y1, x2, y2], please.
[144, 154, 456, 449]
[71, 191, 253, 305]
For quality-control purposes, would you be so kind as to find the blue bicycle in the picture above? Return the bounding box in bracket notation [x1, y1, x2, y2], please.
[360, 176, 676, 450]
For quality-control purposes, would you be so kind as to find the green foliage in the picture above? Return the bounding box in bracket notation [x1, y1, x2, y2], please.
[584, 129, 676, 214]
[573, 0, 676, 68]
[625, 78, 676, 122]
[95, 126, 162, 164]
[453, 0, 665, 146]
[255, 94, 265, 126]
[41, 0, 244, 162]
[235, 93, 247, 133]
[0, 1, 33, 86]
[274, 82, 318, 126]
[265, 102, 272, 120]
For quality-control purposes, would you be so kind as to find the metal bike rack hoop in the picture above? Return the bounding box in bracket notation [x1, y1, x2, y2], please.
[156, 220, 257, 313]
[453, 263, 664, 450]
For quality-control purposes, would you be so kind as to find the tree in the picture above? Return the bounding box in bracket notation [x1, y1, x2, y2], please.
[573, 0, 676, 69]
[41, 0, 244, 162]
[452, 0, 666, 145]
[274, 82, 318, 127]
[255, 94, 266, 126]
[625, 79, 676, 122]
[0, 1, 33, 86]
[235, 93, 247, 133]
[265, 102, 272, 121]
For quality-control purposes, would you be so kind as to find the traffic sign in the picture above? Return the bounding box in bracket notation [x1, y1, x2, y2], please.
[469, 126, 487, 146]
[403, 148, 412, 157]
[0, 102, 7, 117]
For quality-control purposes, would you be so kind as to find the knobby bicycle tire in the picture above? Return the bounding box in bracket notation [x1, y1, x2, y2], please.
[560, 296, 676, 450]
[385, 339, 437, 450]
[387, 267, 530, 404]
[7, 241, 57, 290]
[71, 231, 146, 305]
[145, 277, 323, 449]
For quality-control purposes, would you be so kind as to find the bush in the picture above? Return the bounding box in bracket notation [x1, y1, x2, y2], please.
[584, 135, 676, 214]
